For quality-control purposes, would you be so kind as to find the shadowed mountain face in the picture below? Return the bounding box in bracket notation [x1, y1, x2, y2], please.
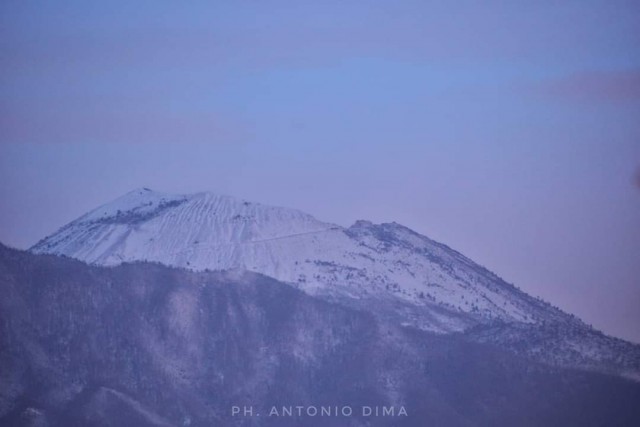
[29, 189, 640, 379]
[1, 245, 640, 426]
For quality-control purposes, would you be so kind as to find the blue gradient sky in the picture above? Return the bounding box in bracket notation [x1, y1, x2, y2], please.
[1, 1, 639, 341]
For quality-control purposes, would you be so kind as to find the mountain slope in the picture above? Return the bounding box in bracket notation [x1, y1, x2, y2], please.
[2, 244, 640, 426]
[31, 189, 563, 328]
[30, 188, 640, 378]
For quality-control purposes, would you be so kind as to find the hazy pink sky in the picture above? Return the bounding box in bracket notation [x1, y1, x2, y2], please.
[1, 1, 639, 342]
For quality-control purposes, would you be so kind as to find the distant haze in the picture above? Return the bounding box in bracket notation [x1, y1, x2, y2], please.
[1, 1, 639, 343]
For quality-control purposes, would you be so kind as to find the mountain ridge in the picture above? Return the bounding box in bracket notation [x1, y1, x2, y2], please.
[29, 188, 640, 379]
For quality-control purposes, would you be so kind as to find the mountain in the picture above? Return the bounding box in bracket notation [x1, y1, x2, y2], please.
[2, 244, 640, 426]
[27, 189, 564, 329]
[30, 188, 640, 379]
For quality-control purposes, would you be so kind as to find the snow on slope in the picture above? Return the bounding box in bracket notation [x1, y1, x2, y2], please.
[31, 188, 570, 333]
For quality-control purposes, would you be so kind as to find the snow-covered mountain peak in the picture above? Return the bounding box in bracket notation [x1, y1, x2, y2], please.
[32, 189, 337, 265]
[32, 188, 567, 333]
[24, 188, 640, 381]
[66, 188, 331, 233]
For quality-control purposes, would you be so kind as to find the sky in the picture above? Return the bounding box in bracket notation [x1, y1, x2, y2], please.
[1, 1, 639, 342]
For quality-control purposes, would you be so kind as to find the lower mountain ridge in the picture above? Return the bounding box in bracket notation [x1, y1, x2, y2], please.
[1, 245, 640, 426]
